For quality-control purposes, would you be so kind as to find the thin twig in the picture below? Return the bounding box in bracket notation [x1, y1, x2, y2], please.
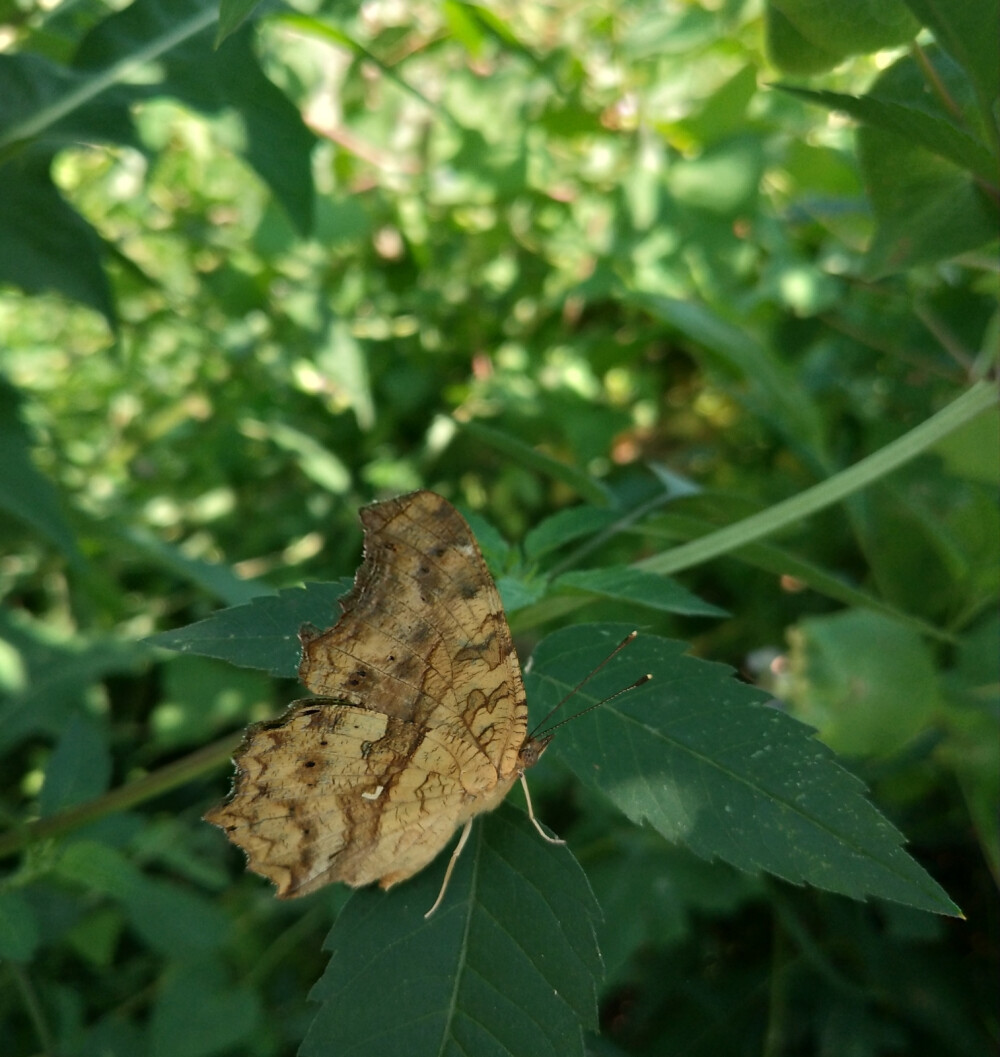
[0, 733, 239, 861]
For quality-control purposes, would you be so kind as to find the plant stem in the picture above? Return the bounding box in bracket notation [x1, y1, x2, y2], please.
[638, 381, 996, 577]
[0, 733, 238, 861]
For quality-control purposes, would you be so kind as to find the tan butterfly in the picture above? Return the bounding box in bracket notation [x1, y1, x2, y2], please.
[206, 490, 564, 915]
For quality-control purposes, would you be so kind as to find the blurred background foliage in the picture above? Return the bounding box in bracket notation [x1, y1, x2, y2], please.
[0, 0, 997, 1055]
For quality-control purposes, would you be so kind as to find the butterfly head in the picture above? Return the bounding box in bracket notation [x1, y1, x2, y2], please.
[517, 734, 553, 771]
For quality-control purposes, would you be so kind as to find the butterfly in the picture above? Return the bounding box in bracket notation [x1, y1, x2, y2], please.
[206, 490, 563, 915]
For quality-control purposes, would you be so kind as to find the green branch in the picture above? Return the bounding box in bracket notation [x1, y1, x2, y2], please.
[637, 381, 997, 576]
[0, 734, 237, 862]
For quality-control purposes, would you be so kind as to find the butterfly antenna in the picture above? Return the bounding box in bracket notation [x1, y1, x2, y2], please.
[528, 630, 650, 740]
[534, 673, 651, 739]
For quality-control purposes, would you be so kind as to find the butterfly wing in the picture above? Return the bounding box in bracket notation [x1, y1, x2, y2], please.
[299, 490, 527, 783]
[205, 699, 516, 897]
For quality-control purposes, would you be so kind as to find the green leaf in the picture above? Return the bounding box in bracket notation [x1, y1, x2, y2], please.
[127, 879, 229, 957]
[524, 507, 622, 562]
[765, 3, 842, 75]
[0, 377, 83, 562]
[457, 421, 615, 507]
[454, 505, 510, 571]
[939, 616, 1000, 879]
[150, 958, 261, 1057]
[0, 155, 115, 325]
[54, 841, 229, 957]
[216, 0, 261, 47]
[73, 0, 314, 233]
[0, 51, 139, 156]
[0, 890, 40, 962]
[554, 566, 728, 618]
[781, 610, 941, 757]
[528, 624, 960, 916]
[496, 574, 545, 613]
[669, 135, 765, 215]
[902, 0, 1000, 128]
[252, 418, 352, 495]
[777, 85, 997, 182]
[767, 0, 918, 73]
[0, 610, 148, 754]
[276, 13, 454, 126]
[54, 840, 145, 901]
[152, 655, 272, 750]
[855, 48, 999, 275]
[118, 525, 273, 606]
[40, 712, 112, 817]
[147, 581, 353, 677]
[303, 805, 601, 1057]
[315, 317, 375, 432]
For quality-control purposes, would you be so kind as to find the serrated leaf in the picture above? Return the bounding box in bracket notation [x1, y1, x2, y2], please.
[303, 806, 602, 1057]
[40, 712, 112, 816]
[554, 566, 728, 618]
[147, 581, 353, 677]
[527, 624, 959, 916]
[523, 506, 621, 561]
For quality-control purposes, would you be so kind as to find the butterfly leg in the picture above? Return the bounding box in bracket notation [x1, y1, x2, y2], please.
[519, 772, 565, 845]
[424, 818, 474, 919]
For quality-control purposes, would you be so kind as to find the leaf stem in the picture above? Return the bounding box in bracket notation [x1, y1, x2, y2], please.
[638, 382, 996, 577]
